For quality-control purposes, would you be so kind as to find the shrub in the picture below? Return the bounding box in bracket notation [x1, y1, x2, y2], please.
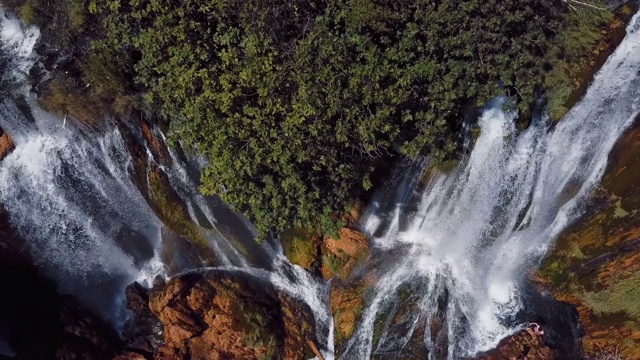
[90, 0, 597, 239]
[323, 251, 349, 277]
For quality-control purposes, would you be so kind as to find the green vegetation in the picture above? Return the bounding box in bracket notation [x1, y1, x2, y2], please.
[91, 0, 613, 239]
[544, 2, 613, 121]
[421, 158, 459, 186]
[7, 0, 91, 45]
[2, 0, 141, 121]
[581, 272, 640, 318]
[323, 251, 350, 277]
[148, 172, 208, 247]
[282, 232, 319, 270]
[539, 257, 569, 287]
[242, 310, 278, 360]
[6, 0, 617, 239]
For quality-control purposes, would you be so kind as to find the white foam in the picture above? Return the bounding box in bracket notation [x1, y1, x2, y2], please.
[0, 8, 40, 83]
[346, 9, 640, 358]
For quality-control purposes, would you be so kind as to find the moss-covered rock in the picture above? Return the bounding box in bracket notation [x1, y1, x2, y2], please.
[280, 202, 370, 280]
[330, 280, 368, 348]
[537, 117, 640, 358]
[321, 228, 370, 280]
[281, 228, 322, 272]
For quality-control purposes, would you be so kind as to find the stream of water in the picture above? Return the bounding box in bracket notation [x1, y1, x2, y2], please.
[351, 10, 640, 359]
[0, 6, 639, 360]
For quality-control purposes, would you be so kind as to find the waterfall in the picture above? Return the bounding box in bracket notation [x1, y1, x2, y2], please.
[1, 3, 639, 360]
[0, 8, 39, 87]
[349, 10, 640, 359]
[0, 11, 335, 358]
[0, 96, 166, 323]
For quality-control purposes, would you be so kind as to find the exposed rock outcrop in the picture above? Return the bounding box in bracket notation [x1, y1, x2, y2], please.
[0, 128, 14, 161]
[537, 118, 640, 358]
[280, 203, 372, 353]
[281, 201, 370, 281]
[321, 227, 369, 280]
[139, 121, 172, 167]
[470, 330, 555, 360]
[126, 270, 320, 360]
[330, 279, 368, 347]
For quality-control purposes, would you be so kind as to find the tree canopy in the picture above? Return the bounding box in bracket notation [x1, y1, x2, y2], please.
[85, 0, 605, 238]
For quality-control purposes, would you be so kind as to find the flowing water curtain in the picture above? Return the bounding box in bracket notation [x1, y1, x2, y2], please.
[349, 10, 640, 358]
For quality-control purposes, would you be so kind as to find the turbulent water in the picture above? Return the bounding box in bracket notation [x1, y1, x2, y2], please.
[0, 8, 335, 357]
[0, 5, 639, 360]
[350, 11, 640, 359]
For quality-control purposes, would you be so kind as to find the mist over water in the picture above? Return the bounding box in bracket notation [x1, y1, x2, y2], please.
[0, 5, 639, 360]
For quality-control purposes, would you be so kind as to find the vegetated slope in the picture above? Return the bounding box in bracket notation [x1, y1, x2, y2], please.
[538, 118, 640, 358]
[5, 0, 613, 239]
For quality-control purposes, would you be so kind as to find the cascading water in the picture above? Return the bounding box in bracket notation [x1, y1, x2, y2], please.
[1, 3, 639, 360]
[0, 10, 166, 323]
[0, 9, 335, 358]
[349, 10, 640, 359]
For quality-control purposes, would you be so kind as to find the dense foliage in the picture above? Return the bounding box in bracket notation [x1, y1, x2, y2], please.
[90, 0, 615, 238]
[5, 0, 614, 239]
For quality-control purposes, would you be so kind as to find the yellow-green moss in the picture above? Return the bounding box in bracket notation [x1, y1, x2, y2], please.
[281, 229, 319, 270]
[581, 272, 640, 318]
[148, 174, 208, 248]
[545, 3, 624, 122]
[322, 251, 350, 278]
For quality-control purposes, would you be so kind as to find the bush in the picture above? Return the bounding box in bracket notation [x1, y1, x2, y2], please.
[89, 0, 597, 239]
[282, 233, 318, 270]
[10, 0, 618, 240]
[545, 2, 613, 121]
[323, 251, 349, 277]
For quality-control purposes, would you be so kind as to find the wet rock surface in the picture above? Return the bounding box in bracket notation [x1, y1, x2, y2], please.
[469, 330, 555, 360]
[0, 207, 143, 360]
[537, 119, 640, 358]
[0, 129, 13, 161]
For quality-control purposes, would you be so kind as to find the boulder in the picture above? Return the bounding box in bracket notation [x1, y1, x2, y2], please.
[145, 270, 319, 360]
[469, 329, 555, 360]
[0, 129, 14, 161]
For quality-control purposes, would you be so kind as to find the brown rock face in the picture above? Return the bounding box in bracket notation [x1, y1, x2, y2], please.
[322, 228, 369, 280]
[469, 330, 555, 360]
[325, 228, 368, 260]
[329, 280, 367, 347]
[0, 129, 14, 161]
[140, 121, 172, 166]
[280, 201, 369, 280]
[146, 270, 318, 360]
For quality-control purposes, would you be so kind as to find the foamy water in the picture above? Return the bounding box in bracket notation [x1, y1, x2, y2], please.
[348, 10, 640, 358]
[0, 8, 39, 84]
[0, 5, 638, 360]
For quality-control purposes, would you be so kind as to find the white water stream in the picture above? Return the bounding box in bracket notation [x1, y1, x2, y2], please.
[0, 5, 639, 360]
[350, 11, 640, 359]
[0, 9, 335, 358]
